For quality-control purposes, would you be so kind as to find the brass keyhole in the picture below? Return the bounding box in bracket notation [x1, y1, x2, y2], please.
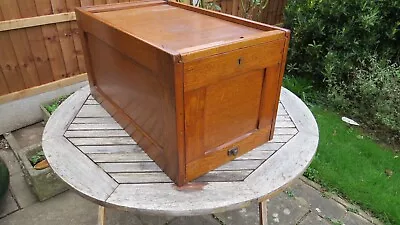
[238, 58, 242, 65]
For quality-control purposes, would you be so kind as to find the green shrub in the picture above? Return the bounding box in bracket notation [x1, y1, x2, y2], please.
[348, 58, 400, 137]
[284, 0, 400, 84]
[284, 0, 400, 141]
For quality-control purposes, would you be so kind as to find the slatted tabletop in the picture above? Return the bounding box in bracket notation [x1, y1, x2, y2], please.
[42, 85, 318, 216]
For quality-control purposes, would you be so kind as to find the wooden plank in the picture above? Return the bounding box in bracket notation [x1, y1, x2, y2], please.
[274, 128, 297, 135]
[85, 99, 99, 105]
[25, 26, 55, 84]
[195, 170, 252, 182]
[215, 159, 263, 171]
[252, 142, 283, 151]
[41, 24, 69, 80]
[0, 0, 41, 89]
[106, 182, 256, 216]
[280, 88, 319, 136]
[17, 0, 54, 85]
[34, 0, 54, 15]
[35, 0, 69, 81]
[99, 162, 162, 173]
[110, 172, 171, 184]
[232, 0, 239, 16]
[78, 145, 142, 153]
[277, 103, 286, 115]
[43, 85, 89, 139]
[72, 117, 116, 124]
[70, 21, 86, 73]
[270, 134, 294, 143]
[51, 0, 80, 78]
[66, 0, 82, 11]
[0, 31, 25, 92]
[69, 137, 136, 145]
[246, 132, 319, 198]
[0, 69, 9, 95]
[259, 201, 268, 225]
[8, 29, 41, 87]
[42, 137, 118, 201]
[225, 0, 233, 15]
[0, 73, 87, 104]
[87, 152, 152, 162]
[276, 115, 291, 122]
[98, 206, 105, 225]
[65, 0, 86, 74]
[56, 21, 80, 77]
[93, 0, 107, 5]
[275, 121, 295, 128]
[77, 105, 111, 117]
[64, 130, 128, 137]
[0, 12, 76, 31]
[81, 0, 94, 6]
[235, 150, 274, 160]
[68, 123, 122, 130]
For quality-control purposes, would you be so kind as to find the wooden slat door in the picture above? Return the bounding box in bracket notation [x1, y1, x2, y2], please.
[183, 41, 285, 181]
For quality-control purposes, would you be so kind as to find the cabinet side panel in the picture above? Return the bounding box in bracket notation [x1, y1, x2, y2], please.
[83, 33, 181, 184]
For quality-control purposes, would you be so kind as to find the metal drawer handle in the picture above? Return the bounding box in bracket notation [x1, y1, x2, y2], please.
[227, 147, 239, 157]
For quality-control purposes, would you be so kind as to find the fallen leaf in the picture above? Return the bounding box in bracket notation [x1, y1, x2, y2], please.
[34, 159, 49, 170]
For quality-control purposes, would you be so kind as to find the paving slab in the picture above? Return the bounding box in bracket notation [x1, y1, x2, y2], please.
[105, 208, 144, 225]
[298, 212, 330, 225]
[214, 202, 259, 225]
[9, 172, 37, 208]
[292, 179, 374, 225]
[11, 123, 44, 149]
[0, 191, 98, 225]
[137, 213, 175, 225]
[0, 191, 19, 218]
[168, 215, 222, 225]
[342, 212, 374, 225]
[267, 185, 310, 224]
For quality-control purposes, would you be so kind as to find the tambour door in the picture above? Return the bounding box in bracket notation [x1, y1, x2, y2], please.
[183, 39, 286, 181]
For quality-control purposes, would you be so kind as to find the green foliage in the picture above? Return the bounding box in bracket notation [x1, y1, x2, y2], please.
[29, 151, 45, 166]
[347, 58, 400, 137]
[44, 95, 70, 115]
[284, 0, 400, 83]
[284, 0, 400, 142]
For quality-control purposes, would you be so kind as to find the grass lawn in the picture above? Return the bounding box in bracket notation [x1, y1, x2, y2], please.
[283, 77, 400, 224]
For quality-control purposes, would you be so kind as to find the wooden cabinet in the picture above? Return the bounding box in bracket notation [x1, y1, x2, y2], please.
[76, 0, 290, 186]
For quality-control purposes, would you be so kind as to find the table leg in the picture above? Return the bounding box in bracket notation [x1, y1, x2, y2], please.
[98, 206, 106, 225]
[259, 200, 268, 225]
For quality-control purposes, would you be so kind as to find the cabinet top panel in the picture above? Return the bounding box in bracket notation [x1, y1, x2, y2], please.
[79, 1, 287, 55]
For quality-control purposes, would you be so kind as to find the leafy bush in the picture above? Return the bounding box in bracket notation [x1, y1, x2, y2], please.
[284, 0, 400, 140]
[347, 58, 400, 137]
[284, 0, 400, 83]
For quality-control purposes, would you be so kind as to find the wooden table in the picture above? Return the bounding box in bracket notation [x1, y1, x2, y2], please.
[42, 85, 318, 225]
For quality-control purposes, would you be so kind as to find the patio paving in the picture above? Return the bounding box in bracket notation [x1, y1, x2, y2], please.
[0, 123, 381, 225]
